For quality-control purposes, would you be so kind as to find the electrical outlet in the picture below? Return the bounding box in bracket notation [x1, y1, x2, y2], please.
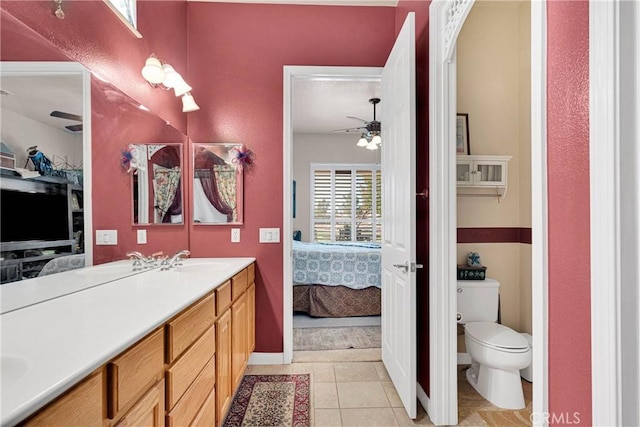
[137, 229, 147, 244]
[231, 228, 240, 243]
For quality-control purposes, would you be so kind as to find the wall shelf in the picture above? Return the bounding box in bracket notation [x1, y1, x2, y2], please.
[456, 155, 512, 199]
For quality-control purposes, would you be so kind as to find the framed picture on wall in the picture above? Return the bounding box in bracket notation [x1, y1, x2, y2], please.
[456, 113, 470, 155]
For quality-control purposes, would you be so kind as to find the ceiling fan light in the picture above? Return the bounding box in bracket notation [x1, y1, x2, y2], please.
[357, 135, 369, 147]
[141, 56, 165, 84]
[372, 134, 382, 145]
[366, 140, 379, 150]
[182, 93, 200, 112]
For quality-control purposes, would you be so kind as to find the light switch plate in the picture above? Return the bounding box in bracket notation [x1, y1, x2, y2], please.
[95, 230, 118, 246]
[137, 229, 147, 244]
[259, 228, 280, 243]
[231, 228, 240, 243]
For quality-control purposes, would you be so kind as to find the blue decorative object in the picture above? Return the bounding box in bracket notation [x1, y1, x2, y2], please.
[467, 251, 482, 267]
[26, 146, 53, 175]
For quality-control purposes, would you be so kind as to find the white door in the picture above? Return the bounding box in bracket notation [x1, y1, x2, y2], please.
[381, 13, 417, 419]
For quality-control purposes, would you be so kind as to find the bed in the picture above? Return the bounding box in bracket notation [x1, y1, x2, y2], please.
[292, 240, 381, 318]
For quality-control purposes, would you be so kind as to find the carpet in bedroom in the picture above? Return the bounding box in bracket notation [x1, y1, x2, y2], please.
[293, 326, 381, 351]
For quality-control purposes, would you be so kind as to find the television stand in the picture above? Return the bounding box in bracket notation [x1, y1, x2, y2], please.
[0, 240, 77, 283]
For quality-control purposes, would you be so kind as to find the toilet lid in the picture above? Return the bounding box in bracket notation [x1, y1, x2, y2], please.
[465, 322, 529, 350]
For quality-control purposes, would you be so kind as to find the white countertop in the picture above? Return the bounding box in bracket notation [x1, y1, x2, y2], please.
[0, 260, 148, 314]
[0, 257, 255, 427]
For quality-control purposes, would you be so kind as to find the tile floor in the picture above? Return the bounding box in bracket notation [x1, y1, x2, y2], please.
[245, 355, 532, 426]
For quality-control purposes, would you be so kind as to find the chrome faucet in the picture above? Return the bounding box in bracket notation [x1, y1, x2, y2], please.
[126, 251, 162, 270]
[160, 249, 191, 270]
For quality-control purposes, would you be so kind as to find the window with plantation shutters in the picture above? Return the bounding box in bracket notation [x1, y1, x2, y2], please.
[311, 164, 382, 243]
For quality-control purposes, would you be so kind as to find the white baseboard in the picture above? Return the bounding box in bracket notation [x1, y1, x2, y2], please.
[417, 382, 430, 414]
[457, 352, 472, 365]
[248, 352, 285, 365]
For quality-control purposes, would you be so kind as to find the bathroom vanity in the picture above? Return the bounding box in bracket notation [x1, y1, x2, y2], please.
[0, 257, 256, 427]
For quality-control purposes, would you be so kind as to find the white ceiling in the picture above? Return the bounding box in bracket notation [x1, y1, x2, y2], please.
[0, 74, 83, 133]
[293, 79, 381, 134]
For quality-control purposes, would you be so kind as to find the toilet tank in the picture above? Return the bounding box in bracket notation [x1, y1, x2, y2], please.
[456, 278, 500, 324]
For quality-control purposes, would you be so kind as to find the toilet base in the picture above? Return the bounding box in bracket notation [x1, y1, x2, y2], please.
[466, 362, 525, 409]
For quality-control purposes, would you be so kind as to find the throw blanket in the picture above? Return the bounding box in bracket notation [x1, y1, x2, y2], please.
[292, 241, 381, 289]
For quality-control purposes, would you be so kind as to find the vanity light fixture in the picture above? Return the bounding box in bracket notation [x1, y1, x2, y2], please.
[181, 93, 200, 113]
[141, 54, 199, 112]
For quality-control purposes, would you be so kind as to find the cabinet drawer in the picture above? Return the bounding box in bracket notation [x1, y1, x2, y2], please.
[166, 357, 215, 427]
[248, 263, 255, 284]
[231, 268, 248, 298]
[114, 379, 164, 427]
[191, 388, 216, 427]
[25, 370, 104, 426]
[166, 293, 215, 363]
[166, 325, 215, 409]
[216, 280, 232, 315]
[108, 328, 164, 419]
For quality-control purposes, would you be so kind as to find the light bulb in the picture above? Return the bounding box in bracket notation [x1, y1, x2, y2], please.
[161, 64, 181, 88]
[357, 136, 368, 147]
[366, 140, 379, 150]
[372, 134, 382, 145]
[182, 93, 200, 112]
[173, 76, 192, 97]
[141, 56, 165, 84]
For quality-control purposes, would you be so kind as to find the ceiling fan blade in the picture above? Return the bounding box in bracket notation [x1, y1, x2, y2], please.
[65, 124, 83, 132]
[50, 110, 83, 122]
[346, 116, 369, 124]
[332, 126, 366, 133]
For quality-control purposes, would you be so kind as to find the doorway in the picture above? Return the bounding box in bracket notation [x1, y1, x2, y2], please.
[283, 66, 384, 364]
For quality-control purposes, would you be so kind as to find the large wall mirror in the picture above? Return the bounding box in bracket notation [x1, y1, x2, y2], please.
[132, 144, 183, 225]
[193, 143, 243, 224]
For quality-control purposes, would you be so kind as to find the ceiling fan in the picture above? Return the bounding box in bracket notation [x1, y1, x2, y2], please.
[50, 110, 83, 133]
[333, 98, 382, 150]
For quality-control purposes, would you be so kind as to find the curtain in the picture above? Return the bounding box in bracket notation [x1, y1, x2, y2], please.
[195, 169, 234, 222]
[153, 164, 181, 223]
[213, 164, 237, 222]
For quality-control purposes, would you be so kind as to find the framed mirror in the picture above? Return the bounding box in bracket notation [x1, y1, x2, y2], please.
[132, 144, 183, 225]
[192, 143, 244, 224]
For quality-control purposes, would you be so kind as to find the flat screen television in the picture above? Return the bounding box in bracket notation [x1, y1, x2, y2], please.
[1, 186, 70, 242]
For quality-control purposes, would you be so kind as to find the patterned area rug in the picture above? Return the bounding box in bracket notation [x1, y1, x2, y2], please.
[293, 326, 381, 351]
[223, 374, 310, 427]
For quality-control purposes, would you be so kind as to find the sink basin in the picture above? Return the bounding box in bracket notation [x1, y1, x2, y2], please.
[1, 355, 29, 386]
[173, 261, 230, 274]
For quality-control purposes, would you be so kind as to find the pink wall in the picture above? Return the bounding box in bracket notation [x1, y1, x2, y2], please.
[185, 2, 397, 352]
[547, 1, 592, 423]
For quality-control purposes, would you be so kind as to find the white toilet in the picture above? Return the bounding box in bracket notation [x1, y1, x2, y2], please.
[457, 279, 531, 409]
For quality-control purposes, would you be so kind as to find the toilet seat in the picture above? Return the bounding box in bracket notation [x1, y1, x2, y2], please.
[465, 322, 530, 353]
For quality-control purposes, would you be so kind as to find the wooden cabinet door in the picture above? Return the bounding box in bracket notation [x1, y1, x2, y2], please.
[247, 283, 255, 354]
[114, 380, 164, 427]
[215, 309, 232, 426]
[231, 292, 248, 390]
[25, 370, 104, 427]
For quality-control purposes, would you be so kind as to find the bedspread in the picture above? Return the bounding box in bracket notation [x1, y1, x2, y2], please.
[292, 241, 381, 289]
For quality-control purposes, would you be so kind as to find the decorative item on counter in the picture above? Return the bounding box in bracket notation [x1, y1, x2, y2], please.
[466, 251, 482, 266]
[458, 251, 486, 280]
[230, 145, 256, 171]
[26, 146, 54, 175]
[120, 144, 146, 174]
[0, 142, 16, 170]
